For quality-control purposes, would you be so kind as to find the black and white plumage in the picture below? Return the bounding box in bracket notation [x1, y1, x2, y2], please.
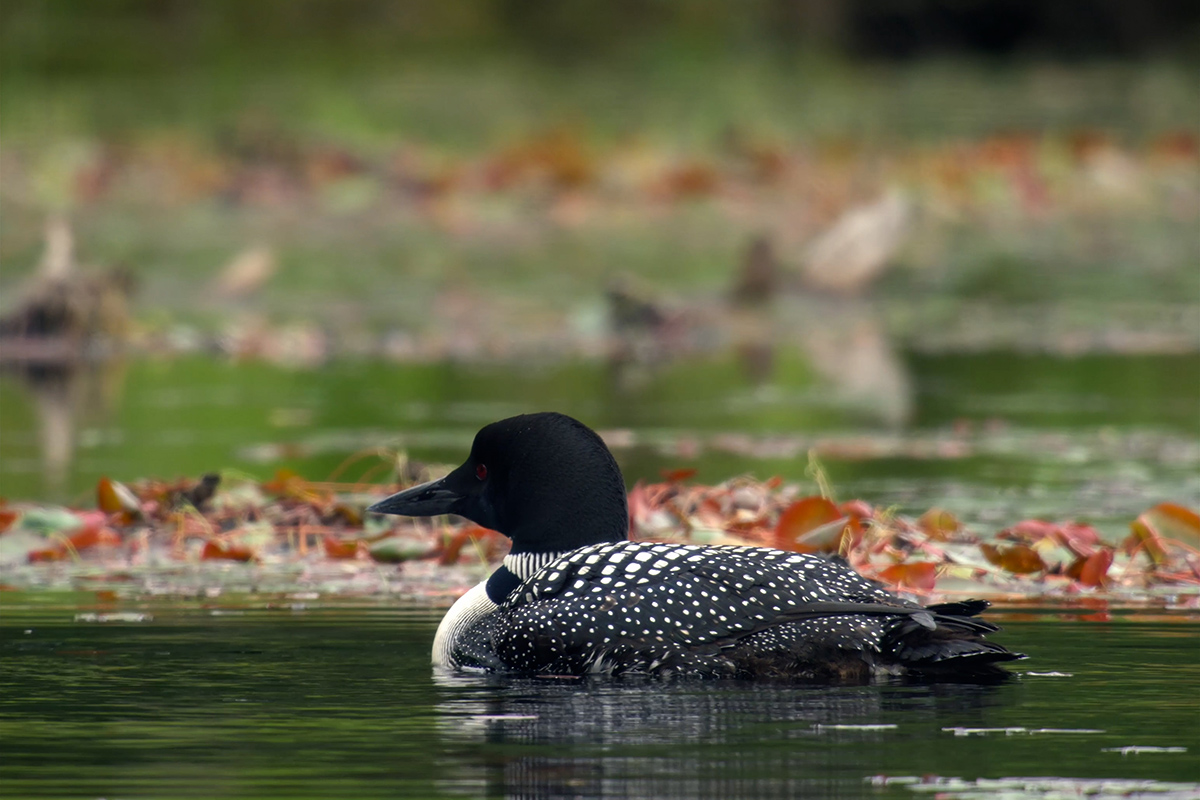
[369, 412, 1022, 681]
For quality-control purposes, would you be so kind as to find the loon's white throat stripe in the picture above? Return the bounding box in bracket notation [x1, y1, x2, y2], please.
[503, 551, 570, 581]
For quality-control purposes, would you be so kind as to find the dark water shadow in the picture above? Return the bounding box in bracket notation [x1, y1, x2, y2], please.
[433, 673, 1010, 798]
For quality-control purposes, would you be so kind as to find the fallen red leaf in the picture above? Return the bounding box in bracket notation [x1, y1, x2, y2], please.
[96, 476, 137, 512]
[439, 525, 502, 566]
[27, 525, 121, 562]
[1124, 509, 1182, 567]
[878, 562, 938, 591]
[839, 499, 873, 521]
[322, 536, 359, 560]
[1055, 523, 1103, 558]
[917, 507, 960, 540]
[97, 477, 142, 525]
[329, 503, 363, 527]
[69, 526, 121, 550]
[981, 542, 1047, 574]
[1125, 503, 1200, 568]
[694, 497, 726, 528]
[775, 496, 843, 552]
[659, 161, 719, 198]
[660, 468, 697, 483]
[201, 541, 255, 562]
[1000, 520, 1062, 543]
[27, 547, 68, 563]
[1073, 548, 1114, 587]
[1152, 502, 1200, 537]
[1151, 130, 1200, 161]
[263, 468, 329, 504]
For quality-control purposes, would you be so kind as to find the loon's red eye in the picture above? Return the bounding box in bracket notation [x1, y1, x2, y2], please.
[475, 463, 488, 481]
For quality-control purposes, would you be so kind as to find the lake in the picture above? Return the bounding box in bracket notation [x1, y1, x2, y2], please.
[2, 349, 1198, 543]
[2, 347, 1198, 797]
[1, 599, 1197, 799]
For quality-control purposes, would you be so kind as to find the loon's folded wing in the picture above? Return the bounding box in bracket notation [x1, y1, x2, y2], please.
[489, 542, 1020, 679]
[490, 543, 905, 674]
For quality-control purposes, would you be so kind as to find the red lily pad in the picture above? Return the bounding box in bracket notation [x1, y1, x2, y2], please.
[775, 496, 844, 552]
[878, 561, 938, 591]
[980, 542, 1046, 574]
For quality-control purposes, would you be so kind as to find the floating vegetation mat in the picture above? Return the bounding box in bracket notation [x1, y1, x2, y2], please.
[2, 467, 1197, 605]
[870, 775, 1199, 800]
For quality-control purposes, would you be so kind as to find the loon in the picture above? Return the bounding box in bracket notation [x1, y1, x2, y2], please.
[368, 412, 1023, 681]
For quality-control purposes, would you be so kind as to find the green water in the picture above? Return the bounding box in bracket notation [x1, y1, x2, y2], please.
[2, 351, 1197, 539]
[1, 601, 1197, 799]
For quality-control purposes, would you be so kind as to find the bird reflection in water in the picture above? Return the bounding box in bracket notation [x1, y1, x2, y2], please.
[0, 217, 131, 497]
[605, 221, 915, 428]
[433, 673, 1007, 799]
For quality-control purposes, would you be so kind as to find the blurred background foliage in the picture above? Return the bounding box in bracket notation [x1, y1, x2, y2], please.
[2, 1, 1196, 320]
[6, 0, 1200, 71]
[4, 1, 1198, 143]
[0, 1, 1197, 503]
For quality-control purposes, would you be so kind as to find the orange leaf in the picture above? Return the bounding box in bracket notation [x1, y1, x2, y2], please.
[878, 562, 938, 591]
[838, 499, 873, 520]
[201, 541, 255, 562]
[330, 504, 363, 527]
[1134, 502, 1200, 556]
[1125, 517, 1169, 566]
[660, 468, 697, 483]
[97, 477, 140, 517]
[797, 517, 856, 554]
[775, 496, 842, 552]
[27, 524, 120, 562]
[28, 547, 68, 563]
[1000, 520, 1061, 543]
[322, 536, 359, 559]
[694, 497, 726, 527]
[67, 526, 121, 550]
[918, 507, 960, 540]
[0, 509, 17, 533]
[1055, 523, 1103, 558]
[438, 525, 497, 566]
[263, 468, 328, 503]
[1076, 548, 1114, 587]
[1153, 502, 1200, 534]
[980, 542, 1046, 574]
[263, 467, 299, 493]
[661, 161, 719, 198]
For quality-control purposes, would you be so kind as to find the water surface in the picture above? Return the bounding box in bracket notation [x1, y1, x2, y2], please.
[3, 350, 1197, 539]
[2, 600, 1197, 799]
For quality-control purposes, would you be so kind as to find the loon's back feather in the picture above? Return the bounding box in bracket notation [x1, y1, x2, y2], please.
[451, 541, 1022, 679]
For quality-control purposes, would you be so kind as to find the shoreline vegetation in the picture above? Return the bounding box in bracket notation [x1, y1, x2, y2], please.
[2, 120, 1196, 366]
[3, 9, 1196, 604]
[1, 469, 1197, 606]
[3, 58, 1198, 364]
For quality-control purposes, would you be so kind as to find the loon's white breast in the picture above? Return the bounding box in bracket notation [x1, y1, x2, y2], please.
[433, 551, 565, 667]
[432, 581, 496, 668]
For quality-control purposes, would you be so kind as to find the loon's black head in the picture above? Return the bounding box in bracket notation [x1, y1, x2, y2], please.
[368, 412, 629, 554]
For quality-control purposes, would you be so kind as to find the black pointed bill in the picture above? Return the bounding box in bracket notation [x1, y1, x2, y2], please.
[367, 476, 463, 517]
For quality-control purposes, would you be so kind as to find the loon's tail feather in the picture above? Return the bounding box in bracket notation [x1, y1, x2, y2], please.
[883, 600, 1024, 678]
